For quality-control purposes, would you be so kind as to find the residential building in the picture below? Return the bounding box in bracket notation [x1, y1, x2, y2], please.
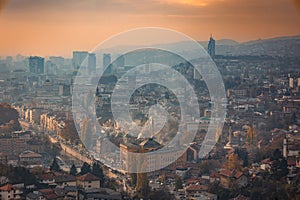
[219, 169, 248, 189]
[0, 184, 22, 200]
[76, 173, 101, 190]
[19, 150, 42, 167]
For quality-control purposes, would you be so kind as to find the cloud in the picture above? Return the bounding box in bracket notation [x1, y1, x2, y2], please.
[160, 0, 224, 7]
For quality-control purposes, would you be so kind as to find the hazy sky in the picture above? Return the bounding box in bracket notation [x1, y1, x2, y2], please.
[0, 0, 300, 57]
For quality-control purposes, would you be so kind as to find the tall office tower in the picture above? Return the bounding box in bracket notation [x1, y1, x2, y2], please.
[103, 53, 111, 69]
[208, 34, 216, 58]
[45, 60, 57, 75]
[72, 51, 88, 70]
[49, 56, 64, 67]
[29, 56, 44, 74]
[88, 53, 96, 73]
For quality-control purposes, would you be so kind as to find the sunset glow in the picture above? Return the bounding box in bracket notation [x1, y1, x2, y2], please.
[0, 0, 299, 57]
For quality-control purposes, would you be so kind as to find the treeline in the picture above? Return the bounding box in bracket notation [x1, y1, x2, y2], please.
[0, 102, 21, 132]
[0, 164, 36, 185]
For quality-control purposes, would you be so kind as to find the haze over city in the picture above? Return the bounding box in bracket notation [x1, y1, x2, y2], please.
[1, 1, 300, 200]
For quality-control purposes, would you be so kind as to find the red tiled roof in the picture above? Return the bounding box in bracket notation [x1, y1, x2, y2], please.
[37, 173, 55, 180]
[55, 174, 76, 183]
[39, 188, 53, 194]
[219, 169, 232, 177]
[77, 173, 100, 181]
[210, 172, 220, 178]
[288, 160, 296, 166]
[0, 152, 7, 157]
[43, 193, 58, 199]
[0, 184, 17, 191]
[234, 171, 243, 179]
[219, 169, 244, 179]
[261, 158, 270, 164]
[185, 179, 199, 185]
[186, 184, 208, 192]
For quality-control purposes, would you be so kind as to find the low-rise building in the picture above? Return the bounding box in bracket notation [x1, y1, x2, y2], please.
[76, 173, 101, 190]
[55, 174, 77, 188]
[19, 150, 42, 167]
[0, 184, 23, 200]
[185, 184, 208, 199]
[219, 169, 248, 189]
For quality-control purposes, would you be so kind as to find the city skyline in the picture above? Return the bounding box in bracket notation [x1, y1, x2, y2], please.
[0, 0, 300, 57]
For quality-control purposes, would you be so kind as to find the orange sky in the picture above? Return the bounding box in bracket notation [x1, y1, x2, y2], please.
[0, 0, 300, 57]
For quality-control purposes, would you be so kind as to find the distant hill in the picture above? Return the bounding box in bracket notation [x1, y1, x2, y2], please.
[94, 35, 300, 62]
[214, 35, 300, 57]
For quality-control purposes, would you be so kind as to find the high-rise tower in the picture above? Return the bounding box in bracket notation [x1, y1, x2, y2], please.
[88, 53, 96, 73]
[29, 56, 44, 74]
[72, 51, 88, 70]
[208, 34, 216, 58]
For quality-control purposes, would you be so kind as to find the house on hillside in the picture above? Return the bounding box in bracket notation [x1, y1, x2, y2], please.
[219, 169, 248, 189]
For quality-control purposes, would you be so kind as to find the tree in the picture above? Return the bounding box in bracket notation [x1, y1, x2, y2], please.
[136, 148, 150, 199]
[92, 163, 104, 186]
[226, 154, 242, 170]
[61, 120, 80, 143]
[0, 164, 36, 185]
[0, 103, 21, 132]
[235, 148, 249, 167]
[130, 173, 137, 187]
[174, 175, 183, 190]
[148, 190, 174, 200]
[137, 172, 149, 199]
[271, 149, 281, 161]
[80, 162, 91, 174]
[50, 157, 61, 172]
[291, 112, 297, 124]
[70, 164, 77, 175]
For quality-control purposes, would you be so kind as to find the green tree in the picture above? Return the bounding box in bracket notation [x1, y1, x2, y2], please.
[148, 190, 174, 200]
[271, 149, 281, 161]
[235, 148, 249, 167]
[130, 173, 137, 187]
[136, 148, 150, 199]
[92, 162, 104, 186]
[70, 164, 77, 175]
[291, 112, 297, 124]
[80, 162, 91, 174]
[50, 157, 61, 172]
[61, 120, 80, 143]
[174, 175, 183, 190]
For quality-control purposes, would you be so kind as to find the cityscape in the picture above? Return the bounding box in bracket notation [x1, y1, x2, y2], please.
[1, 0, 300, 200]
